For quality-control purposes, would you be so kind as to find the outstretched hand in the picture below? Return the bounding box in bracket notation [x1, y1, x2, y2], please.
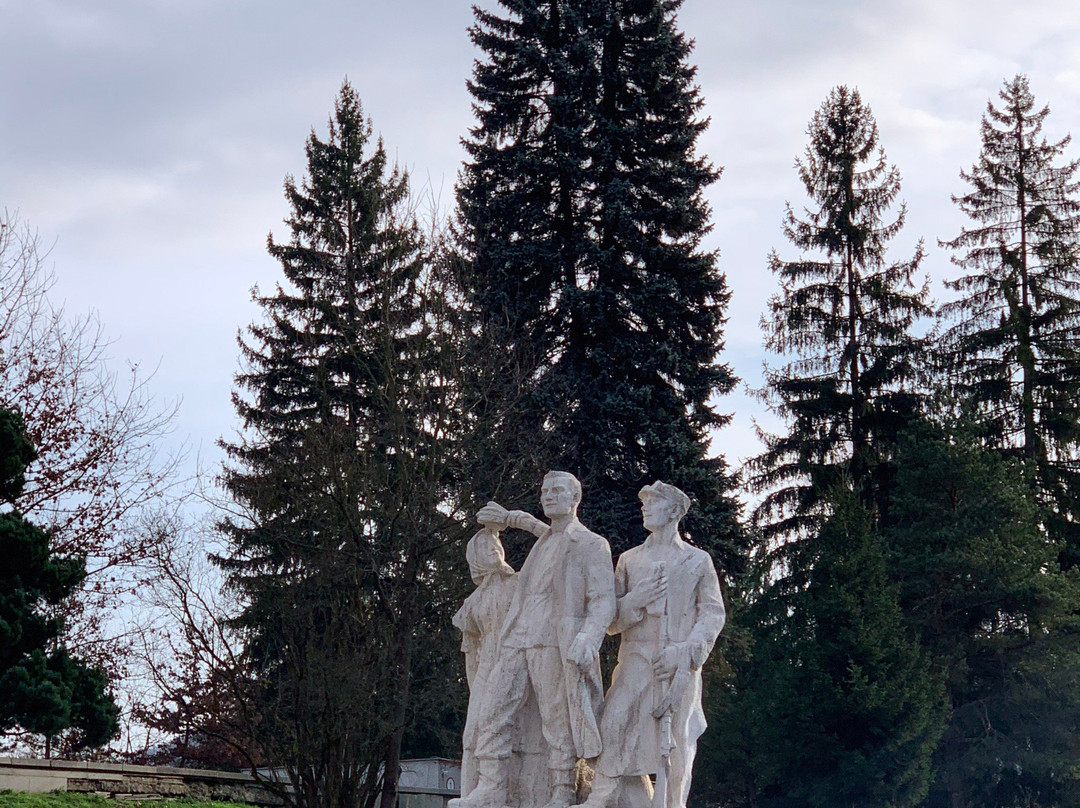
[477, 501, 509, 530]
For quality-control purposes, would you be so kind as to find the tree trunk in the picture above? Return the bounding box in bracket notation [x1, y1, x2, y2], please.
[378, 564, 420, 808]
[1015, 110, 1037, 460]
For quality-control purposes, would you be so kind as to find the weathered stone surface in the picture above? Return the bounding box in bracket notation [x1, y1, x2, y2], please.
[2, 759, 279, 805]
[451, 471, 616, 808]
[68, 778, 125, 792]
[584, 481, 725, 808]
[451, 477, 725, 808]
[186, 779, 285, 806]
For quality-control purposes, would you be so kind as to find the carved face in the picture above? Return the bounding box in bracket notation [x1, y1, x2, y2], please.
[467, 528, 511, 583]
[641, 491, 677, 533]
[540, 475, 578, 518]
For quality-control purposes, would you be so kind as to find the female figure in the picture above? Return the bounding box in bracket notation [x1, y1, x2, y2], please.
[453, 527, 518, 797]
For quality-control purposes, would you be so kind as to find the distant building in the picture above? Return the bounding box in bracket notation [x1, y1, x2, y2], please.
[399, 758, 461, 808]
[256, 757, 462, 808]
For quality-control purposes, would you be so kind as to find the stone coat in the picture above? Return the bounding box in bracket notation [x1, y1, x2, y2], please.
[497, 518, 616, 760]
[597, 537, 725, 794]
[454, 570, 518, 754]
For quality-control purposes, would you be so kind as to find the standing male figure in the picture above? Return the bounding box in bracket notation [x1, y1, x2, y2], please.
[583, 481, 725, 808]
[451, 471, 616, 808]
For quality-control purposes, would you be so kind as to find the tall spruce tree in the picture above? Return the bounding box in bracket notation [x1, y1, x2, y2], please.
[218, 83, 467, 808]
[740, 489, 946, 808]
[940, 74, 1080, 567]
[457, 0, 741, 570]
[751, 86, 930, 541]
[884, 422, 1080, 808]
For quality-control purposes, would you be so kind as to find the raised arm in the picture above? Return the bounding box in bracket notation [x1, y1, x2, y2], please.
[477, 501, 549, 539]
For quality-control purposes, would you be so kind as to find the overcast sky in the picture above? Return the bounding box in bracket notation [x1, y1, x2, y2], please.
[4, 0, 1080, 499]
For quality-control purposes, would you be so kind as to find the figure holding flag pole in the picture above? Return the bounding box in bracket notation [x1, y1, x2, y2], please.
[582, 482, 726, 808]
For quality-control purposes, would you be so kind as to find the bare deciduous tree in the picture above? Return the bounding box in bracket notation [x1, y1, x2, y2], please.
[0, 210, 183, 716]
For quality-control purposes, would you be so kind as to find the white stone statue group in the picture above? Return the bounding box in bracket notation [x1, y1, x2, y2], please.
[451, 472, 725, 808]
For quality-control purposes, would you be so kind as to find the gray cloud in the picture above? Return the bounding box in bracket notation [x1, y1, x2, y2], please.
[3, 0, 1080, 483]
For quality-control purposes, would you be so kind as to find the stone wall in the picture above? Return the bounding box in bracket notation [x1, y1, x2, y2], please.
[0, 757, 282, 804]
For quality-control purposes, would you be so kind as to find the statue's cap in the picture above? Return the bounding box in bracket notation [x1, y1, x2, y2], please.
[638, 480, 691, 520]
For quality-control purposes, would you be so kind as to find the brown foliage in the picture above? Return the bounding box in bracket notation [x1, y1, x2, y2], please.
[0, 211, 182, 681]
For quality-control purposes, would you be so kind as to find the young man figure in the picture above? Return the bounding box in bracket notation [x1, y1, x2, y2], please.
[451, 471, 616, 808]
[584, 481, 725, 808]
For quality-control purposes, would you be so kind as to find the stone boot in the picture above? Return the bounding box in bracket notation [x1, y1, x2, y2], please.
[579, 772, 619, 808]
[448, 757, 509, 808]
[540, 768, 577, 808]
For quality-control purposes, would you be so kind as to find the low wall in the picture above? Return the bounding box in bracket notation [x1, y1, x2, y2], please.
[0, 757, 281, 804]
